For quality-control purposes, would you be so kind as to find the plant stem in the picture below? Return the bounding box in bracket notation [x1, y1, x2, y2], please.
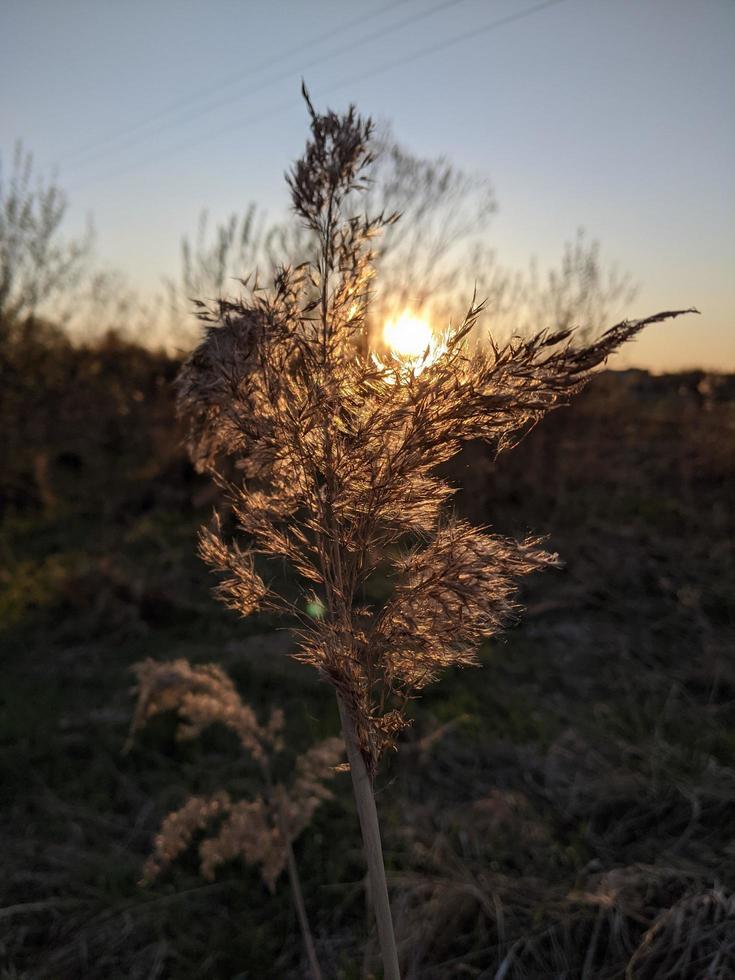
[284, 835, 323, 980]
[337, 695, 401, 980]
[265, 768, 324, 980]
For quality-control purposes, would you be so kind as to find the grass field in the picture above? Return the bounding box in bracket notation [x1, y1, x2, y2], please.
[2, 331, 734, 978]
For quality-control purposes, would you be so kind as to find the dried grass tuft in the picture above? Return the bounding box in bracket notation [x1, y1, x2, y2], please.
[129, 657, 342, 893]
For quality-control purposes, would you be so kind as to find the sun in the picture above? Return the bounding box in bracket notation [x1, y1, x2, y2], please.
[376, 311, 446, 380]
[382, 313, 434, 359]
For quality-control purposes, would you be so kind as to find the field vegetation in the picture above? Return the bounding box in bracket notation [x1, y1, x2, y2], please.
[1, 313, 733, 977]
[1, 97, 732, 980]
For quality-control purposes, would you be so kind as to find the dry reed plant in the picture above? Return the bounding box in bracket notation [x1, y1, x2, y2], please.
[175, 86, 696, 977]
[129, 657, 342, 980]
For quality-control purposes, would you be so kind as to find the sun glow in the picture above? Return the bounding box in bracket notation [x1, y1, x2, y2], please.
[382, 313, 434, 359]
[373, 312, 447, 384]
[375, 311, 446, 381]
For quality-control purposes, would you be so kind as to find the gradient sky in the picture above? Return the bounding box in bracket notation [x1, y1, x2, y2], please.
[2, 0, 733, 370]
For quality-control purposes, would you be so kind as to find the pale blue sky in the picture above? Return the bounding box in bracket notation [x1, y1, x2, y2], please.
[1, 0, 733, 370]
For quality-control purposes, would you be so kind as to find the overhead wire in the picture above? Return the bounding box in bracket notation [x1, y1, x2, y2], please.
[61, 0, 413, 165]
[65, 0, 569, 193]
[63, 0, 473, 172]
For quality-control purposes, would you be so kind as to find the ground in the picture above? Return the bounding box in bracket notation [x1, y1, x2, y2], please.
[1, 331, 734, 978]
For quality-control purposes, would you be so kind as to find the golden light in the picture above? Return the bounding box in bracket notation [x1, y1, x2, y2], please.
[383, 312, 434, 359]
[375, 311, 447, 382]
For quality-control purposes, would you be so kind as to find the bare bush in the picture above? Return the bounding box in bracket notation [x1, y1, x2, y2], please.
[0, 142, 93, 329]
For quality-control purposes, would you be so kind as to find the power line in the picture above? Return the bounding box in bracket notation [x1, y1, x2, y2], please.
[63, 0, 473, 172]
[66, 0, 568, 193]
[61, 0, 412, 166]
[327, 0, 568, 101]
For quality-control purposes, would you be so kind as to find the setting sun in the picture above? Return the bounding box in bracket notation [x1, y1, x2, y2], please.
[382, 312, 434, 359]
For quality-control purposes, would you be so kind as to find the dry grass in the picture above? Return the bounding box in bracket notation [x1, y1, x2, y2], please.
[1, 366, 733, 975]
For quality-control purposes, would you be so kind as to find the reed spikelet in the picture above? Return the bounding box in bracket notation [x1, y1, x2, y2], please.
[174, 86, 696, 977]
[129, 657, 341, 979]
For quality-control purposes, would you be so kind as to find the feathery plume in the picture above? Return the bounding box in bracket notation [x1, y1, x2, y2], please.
[174, 88, 696, 978]
[130, 657, 341, 979]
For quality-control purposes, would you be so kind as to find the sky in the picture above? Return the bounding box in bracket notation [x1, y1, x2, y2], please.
[1, 0, 733, 371]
